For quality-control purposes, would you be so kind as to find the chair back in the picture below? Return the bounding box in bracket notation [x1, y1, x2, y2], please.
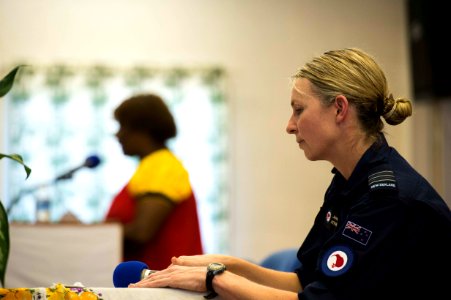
[260, 248, 301, 272]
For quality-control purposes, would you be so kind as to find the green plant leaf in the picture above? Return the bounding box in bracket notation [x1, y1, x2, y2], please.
[0, 66, 22, 97]
[0, 154, 32, 179]
[0, 201, 9, 287]
[0, 154, 31, 288]
[0, 65, 28, 287]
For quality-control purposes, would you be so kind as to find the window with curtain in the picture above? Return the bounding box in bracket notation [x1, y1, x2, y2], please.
[2, 64, 229, 254]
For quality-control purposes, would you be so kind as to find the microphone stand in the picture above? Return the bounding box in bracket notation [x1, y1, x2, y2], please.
[6, 172, 76, 216]
[6, 182, 52, 215]
[6, 155, 101, 218]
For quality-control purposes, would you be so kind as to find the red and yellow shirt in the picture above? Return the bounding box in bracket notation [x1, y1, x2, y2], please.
[106, 149, 203, 270]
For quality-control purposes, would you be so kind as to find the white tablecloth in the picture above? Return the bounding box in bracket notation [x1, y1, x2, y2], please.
[94, 287, 216, 299]
[5, 222, 122, 288]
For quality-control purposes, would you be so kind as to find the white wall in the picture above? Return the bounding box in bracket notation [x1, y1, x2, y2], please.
[0, 0, 412, 262]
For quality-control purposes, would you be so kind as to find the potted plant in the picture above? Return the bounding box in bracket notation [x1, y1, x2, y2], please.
[0, 66, 31, 287]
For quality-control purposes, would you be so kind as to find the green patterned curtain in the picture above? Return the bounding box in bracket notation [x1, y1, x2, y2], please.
[2, 64, 229, 254]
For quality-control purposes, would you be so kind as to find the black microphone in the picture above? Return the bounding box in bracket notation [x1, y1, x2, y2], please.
[55, 154, 101, 181]
[113, 261, 156, 288]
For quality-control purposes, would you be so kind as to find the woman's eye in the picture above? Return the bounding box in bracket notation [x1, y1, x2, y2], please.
[294, 107, 304, 114]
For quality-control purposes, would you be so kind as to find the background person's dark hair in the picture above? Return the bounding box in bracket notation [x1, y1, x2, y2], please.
[114, 93, 177, 144]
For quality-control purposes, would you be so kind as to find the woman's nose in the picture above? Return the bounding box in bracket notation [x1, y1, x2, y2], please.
[286, 118, 297, 134]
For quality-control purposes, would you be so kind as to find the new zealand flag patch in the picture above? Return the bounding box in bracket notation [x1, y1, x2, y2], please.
[342, 221, 372, 245]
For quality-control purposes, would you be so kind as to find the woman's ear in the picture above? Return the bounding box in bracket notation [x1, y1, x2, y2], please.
[334, 95, 349, 120]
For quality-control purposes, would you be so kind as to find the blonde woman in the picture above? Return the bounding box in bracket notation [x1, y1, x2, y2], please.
[130, 49, 451, 300]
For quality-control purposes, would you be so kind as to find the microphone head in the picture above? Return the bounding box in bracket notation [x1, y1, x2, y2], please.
[113, 261, 149, 288]
[85, 155, 101, 169]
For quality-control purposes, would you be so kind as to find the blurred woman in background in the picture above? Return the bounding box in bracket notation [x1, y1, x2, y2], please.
[106, 93, 203, 270]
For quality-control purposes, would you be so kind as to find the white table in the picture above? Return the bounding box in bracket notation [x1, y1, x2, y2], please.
[5, 222, 122, 288]
[93, 287, 218, 299]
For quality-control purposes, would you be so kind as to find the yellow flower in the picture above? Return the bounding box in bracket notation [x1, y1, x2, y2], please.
[0, 283, 100, 300]
[55, 283, 67, 294]
[64, 291, 80, 300]
[14, 289, 32, 300]
[79, 291, 98, 300]
[1, 293, 15, 300]
[0, 288, 33, 300]
[48, 293, 65, 300]
[46, 283, 67, 298]
[0, 288, 9, 295]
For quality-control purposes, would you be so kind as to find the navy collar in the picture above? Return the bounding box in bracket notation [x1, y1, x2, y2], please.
[331, 134, 390, 195]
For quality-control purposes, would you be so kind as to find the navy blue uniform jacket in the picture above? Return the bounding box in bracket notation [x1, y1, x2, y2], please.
[296, 135, 451, 300]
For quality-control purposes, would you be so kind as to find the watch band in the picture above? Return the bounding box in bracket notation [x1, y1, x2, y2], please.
[204, 290, 218, 299]
[204, 263, 226, 299]
[204, 271, 217, 299]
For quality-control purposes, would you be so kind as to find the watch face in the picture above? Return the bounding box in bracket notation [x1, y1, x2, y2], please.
[208, 262, 225, 271]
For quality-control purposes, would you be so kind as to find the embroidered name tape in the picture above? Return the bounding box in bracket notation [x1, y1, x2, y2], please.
[325, 210, 338, 228]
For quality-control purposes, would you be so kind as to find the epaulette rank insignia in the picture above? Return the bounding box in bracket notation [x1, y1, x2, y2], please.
[368, 169, 397, 192]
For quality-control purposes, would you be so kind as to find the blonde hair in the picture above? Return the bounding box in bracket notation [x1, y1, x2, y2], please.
[292, 48, 412, 138]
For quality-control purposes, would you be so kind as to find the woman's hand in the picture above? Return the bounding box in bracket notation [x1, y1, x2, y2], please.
[130, 254, 301, 300]
[171, 254, 233, 267]
[129, 264, 207, 292]
[129, 254, 234, 292]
